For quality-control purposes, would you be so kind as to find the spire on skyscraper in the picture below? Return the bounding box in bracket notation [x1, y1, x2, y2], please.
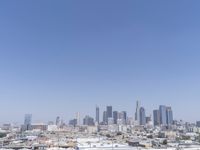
[135, 100, 140, 124]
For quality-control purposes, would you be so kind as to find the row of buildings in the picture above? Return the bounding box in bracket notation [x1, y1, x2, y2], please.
[135, 101, 174, 127]
[94, 101, 174, 127]
[21, 101, 174, 131]
[153, 105, 173, 126]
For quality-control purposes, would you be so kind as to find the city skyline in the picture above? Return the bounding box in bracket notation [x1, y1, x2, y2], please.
[0, 102, 175, 125]
[19, 102, 174, 128]
[1, 1, 200, 123]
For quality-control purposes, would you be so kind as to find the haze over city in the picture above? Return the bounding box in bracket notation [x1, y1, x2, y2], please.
[1, 1, 200, 123]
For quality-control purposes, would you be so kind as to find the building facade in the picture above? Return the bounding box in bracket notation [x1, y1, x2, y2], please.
[166, 107, 173, 125]
[139, 107, 146, 125]
[135, 101, 140, 124]
[159, 105, 167, 125]
[153, 109, 160, 126]
[113, 111, 118, 124]
[83, 115, 94, 126]
[106, 106, 112, 118]
[96, 106, 100, 124]
[24, 114, 32, 130]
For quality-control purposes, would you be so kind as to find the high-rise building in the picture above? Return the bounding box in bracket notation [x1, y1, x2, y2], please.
[166, 107, 173, 125]
[106, 106, 112, 118]
[122, 111, 127, 123]
[96, 106, 100, 124]
[159, 105, 167, 125]
[83, 115, 94, 126]
[69, 119, 77, 127]
[56, 116, 60, 126]
[103, 111, 107, 124]
[196, 121, 200, 127]
[139, 107, 146, 125]
[24, 114, 32, 130]
[153, 109, 160, 126]
[76, 112, 80, 126]
[113, 111, 118, 124]
[119, 111, 127, 125]
[135, 101, 140, 124]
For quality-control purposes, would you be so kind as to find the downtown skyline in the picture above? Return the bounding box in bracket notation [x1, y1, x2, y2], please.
[1, 1, 200, 123]
[0, 102, 177, 125]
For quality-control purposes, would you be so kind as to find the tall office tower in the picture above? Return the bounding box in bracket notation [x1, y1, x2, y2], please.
[24, 114, 32, 130]
[103, 111, 107, 124]
[135, 101, 140, 124]
[69, 119, 77, 127]
[153, 109, 160, 126]
[106, 106, 112, 118]
[120, 111, 127, 124]
[76, 112, 80, 126]
[56, 116, 60, 126]
[83, 115, 94, 126]
[113, 111, 118, 124]
[122, 111, 127, 122]
[159, 105, 167, 125]
[166, 107, 173, 125]
[196, 121, 200, 127]
[139, 107, 146, 125]
[96, 106, 100, 124]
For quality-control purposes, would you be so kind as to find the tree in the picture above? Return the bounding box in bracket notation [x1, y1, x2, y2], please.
[162, 139, 167, 145]
[0, 132, 7, 138]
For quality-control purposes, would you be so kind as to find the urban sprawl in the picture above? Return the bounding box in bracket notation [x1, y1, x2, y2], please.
[1, 101, 200, 150]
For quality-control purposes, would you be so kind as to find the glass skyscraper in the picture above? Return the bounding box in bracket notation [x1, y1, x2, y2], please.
[106, 106, 112, 118]
[135, 101, 140, 124]
[139, 107, 146, 125]
[153, 109, 160, 126]
[83, 115, 94, 126]
[24, 114, 32, 130]
[96, 106, 100, 124]
[103, 111, 107, 124]
[159, 105, 167, 125]
[166, 107, 173, 125]
[113, 111, 118, 124]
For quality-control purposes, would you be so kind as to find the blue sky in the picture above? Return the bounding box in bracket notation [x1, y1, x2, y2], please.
[0, 0, 200, 123]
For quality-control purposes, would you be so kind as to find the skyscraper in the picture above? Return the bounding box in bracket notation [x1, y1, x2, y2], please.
[24, 114, 32, 130]
[103, 111, 107, 124]
[69, 119, 77, 127]
[153, 109, 160, 126]
[113, 111, 118, 124]
[56, 116, 60, 126]
[196, 121, 200, 127]
[166, 107, 173, 125]
[135, 101, 140, 124]
[106, 106, 112, 118]
[120, 111, 127, 124]
[96, 106, 100, 124]
[76, 112, 80, 126]
[159, 105, 167, 125]
[139, 107, 146, 125]
[83, 115, 94, 126]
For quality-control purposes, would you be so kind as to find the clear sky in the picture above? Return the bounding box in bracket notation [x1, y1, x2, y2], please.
[0, 0, 200, 124]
